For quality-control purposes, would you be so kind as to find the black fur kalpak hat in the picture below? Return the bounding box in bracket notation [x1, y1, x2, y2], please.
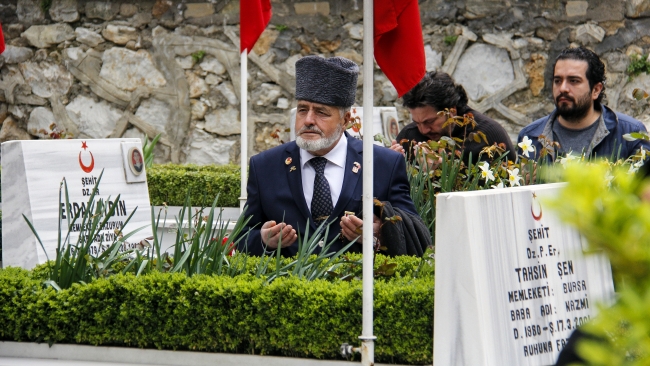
[295, 56, 359, 107]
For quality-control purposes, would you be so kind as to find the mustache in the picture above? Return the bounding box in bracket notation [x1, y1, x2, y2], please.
[556, 93, 575, 103]
[297, 126, 324, 136]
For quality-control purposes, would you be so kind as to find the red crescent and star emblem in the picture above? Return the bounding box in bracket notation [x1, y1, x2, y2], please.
[78, 141, 94, 173]
[531, 192, 542, 221]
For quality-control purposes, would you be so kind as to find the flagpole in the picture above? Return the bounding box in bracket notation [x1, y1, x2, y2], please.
[361, 0, 376, 364]
[240, 50, 248, 212]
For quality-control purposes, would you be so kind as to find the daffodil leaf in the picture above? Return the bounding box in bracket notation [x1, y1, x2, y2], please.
[623, 132, 650, 141]
[477, 131, 488, 144]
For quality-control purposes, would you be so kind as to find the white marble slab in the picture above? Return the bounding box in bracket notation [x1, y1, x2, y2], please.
[434, 183, 615, 365]
[2, 139, 153, 269]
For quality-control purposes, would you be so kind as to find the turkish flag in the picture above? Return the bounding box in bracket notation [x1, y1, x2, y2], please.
[374, 0, 425, 97]
[240, 0, 272, 54]
[0, 23, 5, 55]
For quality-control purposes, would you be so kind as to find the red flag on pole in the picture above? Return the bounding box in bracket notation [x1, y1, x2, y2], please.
[0, 23, 5, 55]
[374, 0, 425, 97]
[240, 0, 272, 53]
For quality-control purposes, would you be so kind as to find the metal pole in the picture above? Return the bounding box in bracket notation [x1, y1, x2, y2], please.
[361, 0, 376, 364]
[239, 50, 248, 212]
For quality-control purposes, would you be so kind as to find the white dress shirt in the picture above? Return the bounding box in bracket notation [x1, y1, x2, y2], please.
[300, 135, 347, 213]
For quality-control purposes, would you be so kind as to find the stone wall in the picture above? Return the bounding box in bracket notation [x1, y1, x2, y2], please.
[0, 0, 649, 165]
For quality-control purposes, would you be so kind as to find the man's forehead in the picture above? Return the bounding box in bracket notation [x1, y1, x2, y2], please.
[409, 105, 440, 119]
[297, 100, 336, 109]
[554, 59, 588, 77]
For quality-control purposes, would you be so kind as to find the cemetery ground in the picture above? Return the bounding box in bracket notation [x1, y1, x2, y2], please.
[2, 134, 650, 365]
[0, 139, 433, 365]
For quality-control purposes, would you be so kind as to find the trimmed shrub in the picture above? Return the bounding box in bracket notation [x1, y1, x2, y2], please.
[147, 164, 241, 207]
[0, 267, 433, 364]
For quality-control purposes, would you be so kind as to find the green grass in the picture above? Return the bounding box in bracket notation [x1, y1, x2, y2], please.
[443, 35, 458, 46]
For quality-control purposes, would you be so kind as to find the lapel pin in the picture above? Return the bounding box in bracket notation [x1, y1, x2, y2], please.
[285, 157, 292, 165]
[352, 162, 361, 173]
[290, 166, 296, 172]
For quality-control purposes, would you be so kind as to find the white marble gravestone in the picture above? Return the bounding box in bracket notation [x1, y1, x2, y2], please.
[434, 183, 615, 365]
[2, 139, 153, 269]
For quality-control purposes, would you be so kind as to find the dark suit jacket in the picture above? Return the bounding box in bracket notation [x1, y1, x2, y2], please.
[238, 133, 418, 256]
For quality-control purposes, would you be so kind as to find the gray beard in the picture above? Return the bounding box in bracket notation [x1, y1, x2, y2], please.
[296, 124, 344, 152]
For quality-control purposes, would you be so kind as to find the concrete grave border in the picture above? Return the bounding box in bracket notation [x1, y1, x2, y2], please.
[0, 342, 421, 366]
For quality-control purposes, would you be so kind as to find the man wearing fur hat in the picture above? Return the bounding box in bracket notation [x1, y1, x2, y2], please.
[238, 56, 429, 257]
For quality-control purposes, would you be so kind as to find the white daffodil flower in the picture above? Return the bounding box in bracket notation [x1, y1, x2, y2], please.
[628, 160, 644, 174]
[478, 161, 495, 182]
[628, 165, 638, 174]
[605, 171, 614, 187]
[518, 136, 535, 158]
[559, 152, 578, 167]
[491, 181, 505, 189]
[507, 168, 522, 187]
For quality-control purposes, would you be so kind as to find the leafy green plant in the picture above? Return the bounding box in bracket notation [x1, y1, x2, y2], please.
[123, 185, 361, 283]
[22, 171, 146, 290]
[142, 133, 161, 169]
[275, 24, 289, 32]
[258, 219, 358, 283]
[191, 50, 206, 63]
[160, 193, 251, 277]
[22, 175, 380, 287]
[626, 53, 650, 79]
[115, 190, 251, 278]
[546, 159, 650, 366]
[373, 133, 392, 147]
[443, 35, 458, 46]
[403, 109, 538, 241]
[406, 158, 437, 239]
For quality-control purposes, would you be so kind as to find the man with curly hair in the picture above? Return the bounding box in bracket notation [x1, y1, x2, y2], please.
[391, 71, 517, 164]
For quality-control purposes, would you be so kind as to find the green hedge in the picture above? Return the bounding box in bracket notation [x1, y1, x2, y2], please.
[147, 164, 241, 207]
[0, 264, 433, 364]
